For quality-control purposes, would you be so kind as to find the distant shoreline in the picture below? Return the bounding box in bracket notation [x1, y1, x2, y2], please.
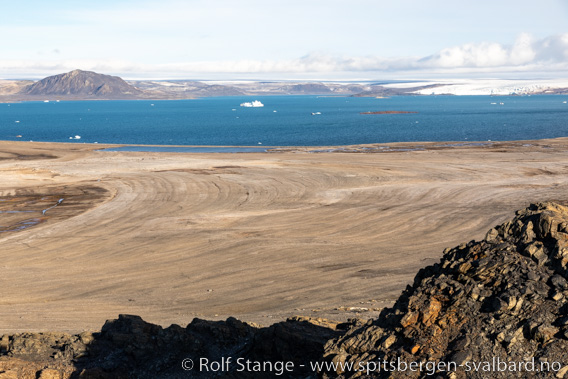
[1, 70, 567, 101]
[1, 92, 568, 104]
[2, 136, 568, 154]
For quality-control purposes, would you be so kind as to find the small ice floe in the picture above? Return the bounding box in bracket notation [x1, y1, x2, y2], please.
[273, 110, 277, 112]
[563, 101, 567, 104]
[150, 104, 155, 106]
[15, 120, 20, 123]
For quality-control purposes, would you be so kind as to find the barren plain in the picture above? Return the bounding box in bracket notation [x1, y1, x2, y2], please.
[1, 139, 568, 333]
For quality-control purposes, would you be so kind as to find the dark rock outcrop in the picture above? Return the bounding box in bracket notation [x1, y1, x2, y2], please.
[0, 315, 343, 378]
[3, 202, 568, 378]
[323, 202, 568, 378]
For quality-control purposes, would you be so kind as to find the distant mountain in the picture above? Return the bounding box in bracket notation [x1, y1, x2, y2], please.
[0, 70, 437, 101]
[207, 81, 372, 96]
[21, 69, 145, 99]
[0, 79, 33, 96]
[2, 71, 568, 103]
[352, 83, 447, 97]
[276, 83, 334, 94]
[130, 80, 245, 97]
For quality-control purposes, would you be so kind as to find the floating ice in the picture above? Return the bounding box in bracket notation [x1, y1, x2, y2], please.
[240, 100, 264, 107]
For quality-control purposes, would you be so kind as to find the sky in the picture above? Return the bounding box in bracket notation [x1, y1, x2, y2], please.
[1, 0, 567, 80]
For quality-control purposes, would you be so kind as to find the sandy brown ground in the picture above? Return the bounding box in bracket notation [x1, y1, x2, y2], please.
[1, 139, 568, 333]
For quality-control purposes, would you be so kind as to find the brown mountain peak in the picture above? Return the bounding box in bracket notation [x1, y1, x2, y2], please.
[21, 69, 144, 99]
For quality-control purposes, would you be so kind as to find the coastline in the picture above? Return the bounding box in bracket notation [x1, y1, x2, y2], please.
[1, 137, 568, 333]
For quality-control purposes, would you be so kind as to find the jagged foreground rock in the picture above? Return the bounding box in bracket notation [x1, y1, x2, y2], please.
[0, 314, 348, 378]
[2, 202, 568, 378]
[323, 202, 568, 378]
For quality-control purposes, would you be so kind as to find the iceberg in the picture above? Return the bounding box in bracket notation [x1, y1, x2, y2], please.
[240, 100, 264, 108]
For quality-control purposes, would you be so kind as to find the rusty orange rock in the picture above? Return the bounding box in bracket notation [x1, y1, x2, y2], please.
[421, 298, 442, 326]
[400, 311, 419, 328]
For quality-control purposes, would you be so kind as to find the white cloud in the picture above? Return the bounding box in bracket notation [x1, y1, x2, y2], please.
[510, 33, 535, 65]
[420, 33, 568, 70]
[533, 34, 568, 62]
[421, 43, 509, 68]
[2, 34, 568, 80]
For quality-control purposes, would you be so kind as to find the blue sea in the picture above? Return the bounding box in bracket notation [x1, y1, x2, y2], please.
[1, 95, 567, 147]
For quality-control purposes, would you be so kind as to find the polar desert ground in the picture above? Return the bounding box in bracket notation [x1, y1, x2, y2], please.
[1, 139, 568, 333]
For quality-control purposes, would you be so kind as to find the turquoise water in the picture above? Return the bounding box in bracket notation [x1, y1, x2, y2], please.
[1, 95, 567, 146]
